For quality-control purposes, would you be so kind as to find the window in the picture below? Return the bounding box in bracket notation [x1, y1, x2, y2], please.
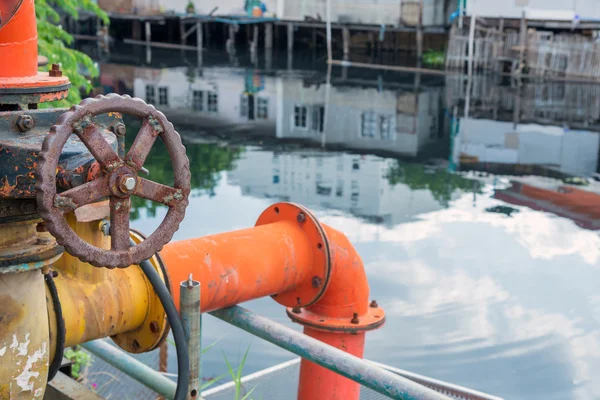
[337, 157, 344, 172]
[146, 85, 156, 105]
[208, 92, 218, 112]
[240, 95, 248, 118]
[273, 168, 280, 184]
[352, 158, 360, 171]
[336, 179, 344, 197]
[294, 105, 308, 128]
[158, 87, 168, 106]
[257, 98, 269, 119]
[192, 91, 203, 111]
[351, 180, 359, 205]
[311, 105, 325, 132]
[361, 111, 377, 137]
[316, 157, 324, 167]
[380, 115, 395, 140]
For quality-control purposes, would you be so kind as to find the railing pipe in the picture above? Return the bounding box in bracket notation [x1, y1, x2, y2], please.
[82, 339, 177, 399]
[210, 306, 451, 400]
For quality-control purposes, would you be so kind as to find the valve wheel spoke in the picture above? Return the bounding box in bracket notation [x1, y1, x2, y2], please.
[53, 177, 110, 213]
[134, 178, 184, 207]
[125, 118, 161, 171]
[110, 196, 131, 252]
[78, 124, 122, 169]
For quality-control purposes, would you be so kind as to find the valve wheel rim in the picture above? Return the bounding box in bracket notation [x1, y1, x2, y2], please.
[36, 94, 191, 269]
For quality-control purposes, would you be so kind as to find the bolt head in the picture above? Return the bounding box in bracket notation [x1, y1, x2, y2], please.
[114, 123, 127, 136]
[16, 115, 34, 132]
[120, 176, 137, 192]
[297, 212, 306, 223]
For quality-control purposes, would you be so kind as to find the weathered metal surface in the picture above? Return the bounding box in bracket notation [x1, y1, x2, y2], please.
[0, 87, 70, 105]
[0, 108, 119, 199]
[47, 216, 157, 358]
[211, 306, 451, 400]
[0, 0, 23, 29]
[0, 217, 63, 273]
[36, 94, 191, 269]
[82, 340, 177, 400]
[287, 304, 385, 333]
[160, 219, 314, 313]
[255, 203, 331, 308]
[44, 371, 106, 400]
[0, 269, 50, 399]
[180, 276, 202, 400]
[111, 229, 171, 354]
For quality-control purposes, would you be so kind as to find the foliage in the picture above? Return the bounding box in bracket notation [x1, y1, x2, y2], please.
[386, 161, 481, 207]
[422, 49, 445, 66]
[35, 0, 109, 107]
[64, 346, 92, 379]
[223, 346, 256, 400]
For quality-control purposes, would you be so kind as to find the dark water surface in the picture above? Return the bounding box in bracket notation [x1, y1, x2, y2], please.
[93, 45, 600, 400]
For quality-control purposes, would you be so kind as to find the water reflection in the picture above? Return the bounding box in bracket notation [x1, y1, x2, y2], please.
[95, 50, 600, 400]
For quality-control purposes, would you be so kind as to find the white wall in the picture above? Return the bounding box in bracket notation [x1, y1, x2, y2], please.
[457, 118, 600, 176]
[466, 0, 600, 20]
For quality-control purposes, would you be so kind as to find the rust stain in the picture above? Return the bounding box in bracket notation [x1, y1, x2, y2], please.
[0, 295, 24, 338]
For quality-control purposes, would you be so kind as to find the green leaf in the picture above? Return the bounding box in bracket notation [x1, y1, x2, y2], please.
[240, 385, 257, 400]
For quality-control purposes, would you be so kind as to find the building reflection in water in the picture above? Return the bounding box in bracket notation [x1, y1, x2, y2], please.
[97, 62, 600, 230]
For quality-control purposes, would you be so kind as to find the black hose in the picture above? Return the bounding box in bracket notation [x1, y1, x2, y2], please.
[45, 271, 65, 382]
[131, 239, 189, 400]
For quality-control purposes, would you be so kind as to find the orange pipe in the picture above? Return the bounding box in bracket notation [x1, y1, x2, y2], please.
[0, 0, 38, 78]
[298, 328, 365, 400]
[161, 203, 384, 400]
[161, 220, 314, 313]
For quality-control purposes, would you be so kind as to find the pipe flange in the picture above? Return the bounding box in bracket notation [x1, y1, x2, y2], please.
[286, 305, 386, 334]
[111, 229, 172, 353]
[256, 203, 331, 309]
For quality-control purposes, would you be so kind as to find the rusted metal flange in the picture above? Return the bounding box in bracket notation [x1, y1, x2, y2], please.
[255, 202, 331, 308]
[111, 229, 172, 353]
[286, 305, 386, 334]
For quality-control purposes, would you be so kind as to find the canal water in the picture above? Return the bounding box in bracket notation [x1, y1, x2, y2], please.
[92, 45, 600, 400]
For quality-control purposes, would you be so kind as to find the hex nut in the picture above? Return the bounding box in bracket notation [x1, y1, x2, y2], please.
[16, 115, 35, 132]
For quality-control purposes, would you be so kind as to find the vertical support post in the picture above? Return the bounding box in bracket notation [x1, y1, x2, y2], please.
[196, 21, 203, 51]
[253, 25, 259, 49]
[145, 21, 152, 64]
[326, 0, 332, 63]
[416, 0, 424, 67]
[132, 20, 141, 41]
[227, 24, 236, 54]
[342, 27, 350, 60]
[517, 11, 527, 76]
[265, 23, 273, 49]
[180, 275, 201, 400]
[179, 18, 185, 47]
[287, 22, 294, 54]
[467, 6, 476, 77]
[145, 21, 151, 46]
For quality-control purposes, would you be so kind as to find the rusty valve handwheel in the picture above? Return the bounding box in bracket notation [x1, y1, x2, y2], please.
[36, 94, 191, 268]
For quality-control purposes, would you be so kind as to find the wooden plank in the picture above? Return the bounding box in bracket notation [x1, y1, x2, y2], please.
[44, 371, 105, 400]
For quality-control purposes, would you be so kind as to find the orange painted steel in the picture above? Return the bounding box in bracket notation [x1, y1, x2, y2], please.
[162, 202, 385, 400]
[298, 328, 366, 400]
[0, 0, 37, 77]
[161, 219, 315, 313]
[0, 0, 69, 93]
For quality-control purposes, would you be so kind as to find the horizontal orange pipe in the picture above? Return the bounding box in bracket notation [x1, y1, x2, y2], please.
[0, 0, 37, 78]
[161, 220, 314, 313]
[298, 328, 366, 400]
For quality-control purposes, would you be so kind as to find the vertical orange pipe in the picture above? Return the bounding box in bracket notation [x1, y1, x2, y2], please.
[298, 328, 366, 400]
[0, 0, 38, 77]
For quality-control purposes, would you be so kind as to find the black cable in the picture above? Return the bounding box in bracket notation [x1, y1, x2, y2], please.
[45, 271, 65, 382]
[131, 239, 189, 400]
